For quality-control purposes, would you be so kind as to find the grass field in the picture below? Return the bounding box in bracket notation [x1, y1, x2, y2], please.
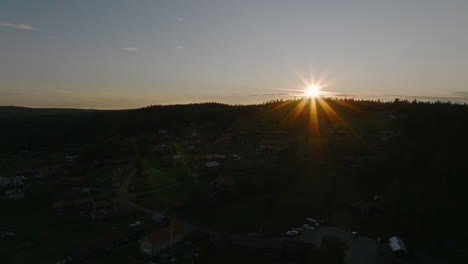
[131, 161, 191, 192]
[133, 184, 196, 212]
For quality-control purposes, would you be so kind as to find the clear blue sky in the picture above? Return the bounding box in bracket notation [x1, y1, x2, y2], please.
[1, 0, 468, 108]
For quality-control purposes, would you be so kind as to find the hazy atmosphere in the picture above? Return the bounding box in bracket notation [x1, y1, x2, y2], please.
[2, 2, 468, 264]
[2, 0, 468, 108]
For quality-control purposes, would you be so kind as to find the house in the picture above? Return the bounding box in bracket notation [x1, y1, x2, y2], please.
[90, 200, 119, 222]
[217, 133, 234, 145]
[348, 200, 375, 215]
[0, 176, 24, 199]
[52, 198, 94, 215]
[193, 154, 226, 161]
[39, 164, 63, 178]
[139, 222, 190, 257]
[193, 154, 213, 161]
[152, 213, 169, 226]
[90, 208, 116, 221]
[114, 200, 136, 216]
[205, 161, 220, 168]
[210, 175, 236, 194]
[65, 155, 79, 164]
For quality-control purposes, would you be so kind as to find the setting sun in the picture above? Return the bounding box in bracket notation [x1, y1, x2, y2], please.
[305, 85, 320, 97]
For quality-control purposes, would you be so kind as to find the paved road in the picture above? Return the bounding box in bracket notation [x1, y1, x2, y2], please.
[300, 227, 390, 264]
[118, 169, 155, 214]
[117, 169, 202, 231]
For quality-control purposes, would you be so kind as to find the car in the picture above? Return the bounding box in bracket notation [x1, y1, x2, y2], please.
[130, 221, 143, 227]
[351, 231, 360, 238]
[282, 231, 297, 237]
[289, 230, 300, 235]
[303, 224, 315, 230]
[247, 232, 263, 237]
[292, 228, 304, 232]
[306, 218, 318, 223]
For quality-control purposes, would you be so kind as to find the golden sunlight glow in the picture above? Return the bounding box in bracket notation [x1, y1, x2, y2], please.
[264, 71, 360, 151]
[305, 85, 320, 97]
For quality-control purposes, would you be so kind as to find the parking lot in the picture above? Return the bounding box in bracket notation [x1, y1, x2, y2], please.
[300, 227, 390, 264]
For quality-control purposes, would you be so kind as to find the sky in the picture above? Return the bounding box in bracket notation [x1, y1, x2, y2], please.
[1, 0, 468, 109]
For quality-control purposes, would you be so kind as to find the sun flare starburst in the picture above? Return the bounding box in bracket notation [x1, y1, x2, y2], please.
[305, 85, 320, 97]
[265, 72, 360, 153]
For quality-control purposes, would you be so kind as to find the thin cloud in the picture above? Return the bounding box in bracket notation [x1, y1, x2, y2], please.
[176, 17, 185, 22]
[451, 91, 468, 97]
[231, 92, 295, 97]
[176, 45, 185, 49]
[123, 47, 138, 52]
[377, 93, 468, 103]
[0, 22, 37, 30]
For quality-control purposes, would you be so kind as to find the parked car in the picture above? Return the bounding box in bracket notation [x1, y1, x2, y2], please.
[303, 224, 315, 230]
[289, 230, 300, 235]
[306, 218, 320, 228]
[282, 231, 298, 237]
[130, 221, 143, 227]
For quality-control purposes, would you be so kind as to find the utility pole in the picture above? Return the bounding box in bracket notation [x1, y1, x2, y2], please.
[170, 218, 173, 257]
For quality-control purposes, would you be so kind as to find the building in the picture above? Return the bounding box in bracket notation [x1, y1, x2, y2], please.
[389, 236, 408, 254]
[140, 222, 190, 257]
[0, 176, 24, 199]
[205, 161, 220, 168]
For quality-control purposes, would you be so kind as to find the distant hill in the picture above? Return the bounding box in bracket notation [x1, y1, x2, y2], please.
[0, 106, 102, 119]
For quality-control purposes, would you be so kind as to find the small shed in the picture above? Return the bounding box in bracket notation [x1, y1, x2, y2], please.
[389, 236, 408, 253]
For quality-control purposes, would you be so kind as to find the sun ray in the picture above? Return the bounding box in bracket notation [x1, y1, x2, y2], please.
[317, 98, 357, 136]
[267, 99, 296, 112]
[333, 99, 366, 114]
[317, 97, 344, 123]
[287, 99, 308, 121]
[307, 98, 321, 149]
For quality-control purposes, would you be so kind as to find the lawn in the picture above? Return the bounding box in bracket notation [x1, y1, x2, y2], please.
[131, 164, 191, 192]
[133, 184, 196, 212]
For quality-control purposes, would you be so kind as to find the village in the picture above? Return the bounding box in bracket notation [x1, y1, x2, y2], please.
[1, 110, 424, 264]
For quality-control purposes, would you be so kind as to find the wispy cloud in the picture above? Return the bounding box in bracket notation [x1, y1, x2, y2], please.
[123, 47, 138, 52]
[0, 22, 37, 30]
[231, 92, 295, 97]
[176, 45, 185, 49]
[176, 17, 185, 22]
[451, 91, 468, 97]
